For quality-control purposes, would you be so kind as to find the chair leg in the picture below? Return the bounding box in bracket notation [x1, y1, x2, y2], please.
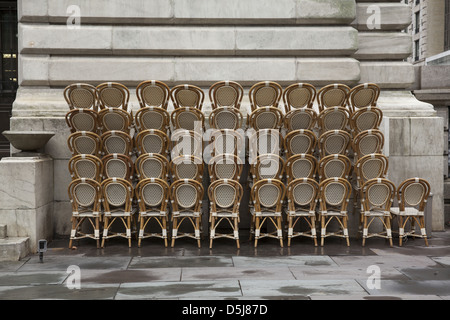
[385, 216, 393, 247]
[101, 217, 109, 248]
[311, 216, 318, 247]
[320, 215, 325, 247]
[162, 217, 168, 248]
[234, 218, 240, 249]
[209, 216, 215, 249]
[277, 217, 283, 248]
[287, 216, 292, 247]
[254, 216, 260, 248]
[398, 216, 404, 246]
[95, 217, 100, 249]
[419, 216, 429, 246]
[127, 216, 132, 248]
[196, 217, 201, 248]
[171, 217, 177, 247]
[138, 216, 144, 248]
[69, 217, 77, 249]
[362, 216, 368, 247]
[343, 216, 350, 247]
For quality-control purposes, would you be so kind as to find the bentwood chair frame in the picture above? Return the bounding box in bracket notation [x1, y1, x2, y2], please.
[208, 153, 244, 182]
[209, 129, 245, 158]
[134, 129, 169, 157]
[285, 154, 317, 183]
[135, 153, 169, 181]
[318, 177, 352, 246]
[67, 131, 102, 157]
[101, 130, 133, 157]
[96, 82, 130, 111]
[318, 154, 352, 182]
[65, 109, 100, 134]
[317, 83, 351, 112]
[248, 106, 284, 130]
[136, 80, 171, 110]
[209, 80, 244, 110]
[68, 154, 103, 182]
[170, 84, 205, 110]
[135, 178, 171, 247]
[349, 106, 383, 137]
[250, 154, 285, 182]
[282, 83, 317, 113]
[98, 107, 133, 134]
[352, 129, 384, 160]
[360, 178, 396, 247]
[347, 83, 380, 113]
[170, 179, 205, 248]
[284, 108, 317, 131]
[390, 178, 431, 247]
[134, 106, 170, 134]
[284, 129, 317, 158]
[68, 178, 103, 248]
[101, 177, 136, 248]
[317, 106, 351, 134]
[209, 107, 244, 130]
[208, 179, 243, 249]
[317, 129, 352, 158]
[249, 81, 283, 112]
[101, 153, 134, 182]
[170, 129, 203, 159]
[250, 179, 286, 247]
[64, 83, 99, 111]
[170, 107, 205, 131]
[169, 155, 204, 183]
[286, 178, 320, 246]
[248, 129, 284, 163]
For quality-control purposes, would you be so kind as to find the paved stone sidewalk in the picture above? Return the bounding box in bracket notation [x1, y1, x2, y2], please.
[1, 230, 450, 300]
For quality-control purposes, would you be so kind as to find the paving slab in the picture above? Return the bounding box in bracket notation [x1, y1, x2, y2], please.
[77, 268, 182, 284]
[0, 271, 67, 286]
[181, 267, 295, 281]
[0, 259, 27, 272]
[129, 256, 234, 269]
[331, 255, 438, 269]
[0, 284, 119, 300]
[357, 279, 450, 296]
[19, 255, 132, 271]
[397, 266, 450, 281]
[431, 256, 450, 267]
[239, 279, 366, 297]
[311, 294, 443, 300]
[232, 256, 337, 268]
[115, 280, 242, 299]
[289, 266, 408, 280]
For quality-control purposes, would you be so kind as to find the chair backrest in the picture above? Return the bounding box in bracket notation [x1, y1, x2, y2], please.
[170, 155, 204, 182]
[135, 153, 169, 180]
[135, 178, 170, 212]
[284, 108, 317, 131]
[170, 84, 205, 110]
[171, 107, 205, 131]
[317, 83, 350, 112]
[65, 109, 99, 134]
[136, 80, 171, 110]
[135, 129, 169, 156]
[209, 80, 244, 110]
[352, 129, 384, 160]
[287, 178, 319, 212]
[102, 153, 134, 182]
[318, 154, 352, 181]
[208, 179, 243, 212]
[98, 107, 133, 134]
[355, 153, 389, 188]
[396, 178, 431, 212]
[248, 106, 283, 130]
[64, 83, 98, 111]
[209, 107, 243, 130]
[248, 129, 283, 162]
[251, 179, 286, 213]
[68, 178, 102, 213]
[249, 81, 283, 111]
[361, 178, 396, 212]
[101, 177, 133, 213]
[282, 83, 316, 113]
[170, 179, 204, 211]
[317, 106, 351, 134]
[347, 83, 380, 113]
[209, 129, 244, 157]
[285, 154, 317, 183]
[284, 129, 317, 158]
[251, 154, 285, 181]
[67, 131, 102, 156]
[208, 154, 243, 181]
[170, 129, 203, 158]
[96, 82, 130, 110]
[318, 129, 351, 158]
[68, 154, 103, 182]
[135, 106, 170, 132]
[101, 130, 133, 156]
[349, 106, 383, 136]
[318, 177, 352, 213]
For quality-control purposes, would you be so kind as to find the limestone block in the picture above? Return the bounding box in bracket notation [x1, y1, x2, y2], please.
[353, 3, 412, 31]
[296, 0, 356, 24]
[18, 0, 48, 22]
[18, 55, 49, 86]
[20, 24, 113, 55]
[410, 117, 444, 157]
[296, 58, 360, 86]
[12, 87, 67, 117]
[354, 32, 412, 60]
[383, 117, 411, 157]
[420, 66, 450, 90]
[53, 159, 71, 202]
[359, 62, 415, 89]
[376, 91, 436, 117]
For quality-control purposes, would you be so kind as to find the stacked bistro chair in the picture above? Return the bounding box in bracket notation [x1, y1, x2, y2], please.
[347, 83, 380, 113]
[317, 83, 351, 112]
[248, 81, 283, 130]
[209, 81, 245, 130]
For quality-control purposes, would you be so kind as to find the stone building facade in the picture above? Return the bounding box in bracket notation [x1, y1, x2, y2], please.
[0, 0, 445, 253]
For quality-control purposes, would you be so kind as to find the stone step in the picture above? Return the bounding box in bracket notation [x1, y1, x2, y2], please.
[0, 237, 30, 262]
